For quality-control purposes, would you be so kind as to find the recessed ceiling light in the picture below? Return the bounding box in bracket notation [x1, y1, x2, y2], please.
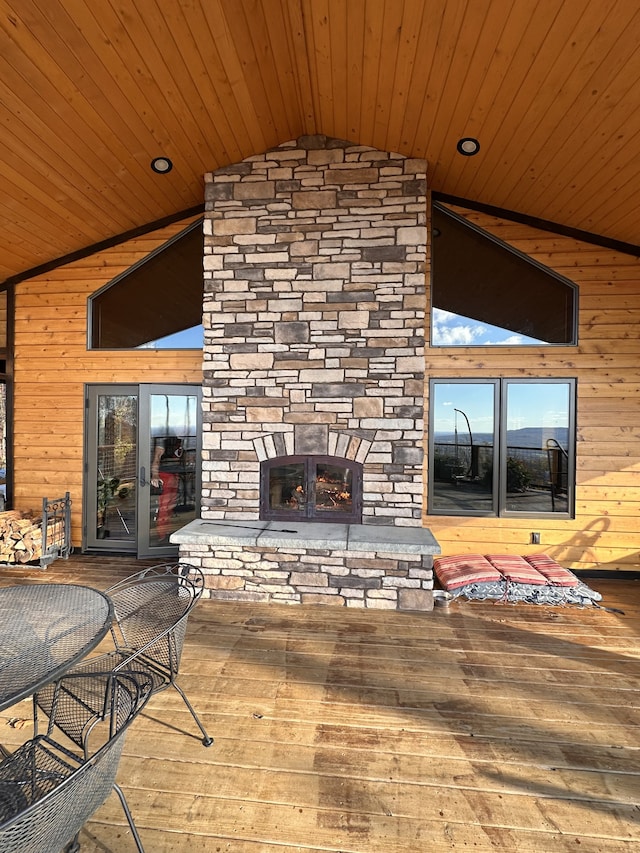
[456, 137, 480, 156]
[151, 157, 173, 174]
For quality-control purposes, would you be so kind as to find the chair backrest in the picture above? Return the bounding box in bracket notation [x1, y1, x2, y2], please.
[108, 563, 204, 679]
[0, 671, 152, 853]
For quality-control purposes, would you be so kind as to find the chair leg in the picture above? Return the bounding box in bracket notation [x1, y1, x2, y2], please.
[112, 782, 146, 853]
[65, 835, 81, 852]
[171, 682, 214, 747]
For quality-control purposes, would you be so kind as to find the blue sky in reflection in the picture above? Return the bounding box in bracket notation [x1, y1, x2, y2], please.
[432, 308, 546, 346]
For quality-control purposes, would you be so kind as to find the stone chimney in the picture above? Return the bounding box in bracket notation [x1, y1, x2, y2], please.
[201, 135, 427, 527]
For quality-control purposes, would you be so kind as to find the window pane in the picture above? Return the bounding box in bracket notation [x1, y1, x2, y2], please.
[431, 204, 576, 346]
[137, 324, 204, 350]
[504, 382, 571, 514]
[97, 394, 137, 541]
[431, 383, 496, 514]
[268, 463, 306, 513]
[150, 392, 199, 546]
[315, 463, 353, 515]
[90, 221, 203, 349]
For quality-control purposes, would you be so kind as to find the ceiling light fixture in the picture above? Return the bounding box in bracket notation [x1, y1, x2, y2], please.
[456, 137, 480, 156]
[150, 156, 173, 174]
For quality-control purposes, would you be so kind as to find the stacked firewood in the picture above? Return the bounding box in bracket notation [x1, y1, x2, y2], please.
[0, 510, 64, 564]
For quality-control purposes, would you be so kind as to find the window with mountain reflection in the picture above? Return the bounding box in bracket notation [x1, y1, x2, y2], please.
[429, 379, 575, 517]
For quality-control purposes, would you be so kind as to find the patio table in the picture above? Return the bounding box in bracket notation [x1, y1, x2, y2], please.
[0, 583, 113, 711]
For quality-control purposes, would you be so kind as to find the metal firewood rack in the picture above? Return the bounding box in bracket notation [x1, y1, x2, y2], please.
[39, 491, 72, 568]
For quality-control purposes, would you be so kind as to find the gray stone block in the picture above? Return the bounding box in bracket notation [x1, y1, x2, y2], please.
[275, 322, 310, 344]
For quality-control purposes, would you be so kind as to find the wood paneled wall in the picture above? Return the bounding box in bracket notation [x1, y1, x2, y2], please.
[9, 205, 640, 572]
[12, 217, 202, 545]
[425, 205, 640, 572]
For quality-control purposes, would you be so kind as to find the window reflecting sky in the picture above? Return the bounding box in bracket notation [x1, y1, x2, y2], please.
[137, 324, 204, 349]
[432, 308, 546, 346]
[434, 382, 570, 434]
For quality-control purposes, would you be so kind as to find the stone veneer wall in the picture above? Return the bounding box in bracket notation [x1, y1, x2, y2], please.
[202, 134, 427, 526]
[176, 537, 436, 610]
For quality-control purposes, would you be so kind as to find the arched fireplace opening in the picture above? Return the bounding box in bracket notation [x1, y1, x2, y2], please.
[260, 456, 363, 524]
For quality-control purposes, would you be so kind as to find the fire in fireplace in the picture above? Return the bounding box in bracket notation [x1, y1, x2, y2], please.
[260, 456, 362, 524]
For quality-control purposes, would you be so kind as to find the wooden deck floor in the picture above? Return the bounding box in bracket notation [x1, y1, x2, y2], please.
[1, 556, 639, 852]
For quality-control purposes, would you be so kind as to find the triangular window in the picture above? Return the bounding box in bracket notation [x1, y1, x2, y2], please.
[89, 219, 203, 349]
[431, 203, 577, 346]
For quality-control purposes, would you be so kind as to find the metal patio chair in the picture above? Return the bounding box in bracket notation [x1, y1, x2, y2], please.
[35, 562, 213, 753]
[0, 670, 153, 853]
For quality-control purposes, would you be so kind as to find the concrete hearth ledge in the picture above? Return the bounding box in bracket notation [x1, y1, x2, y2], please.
[172, 518, 440, 554]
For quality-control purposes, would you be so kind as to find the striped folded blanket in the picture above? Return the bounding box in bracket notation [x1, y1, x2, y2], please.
[434, 553, 579, 590]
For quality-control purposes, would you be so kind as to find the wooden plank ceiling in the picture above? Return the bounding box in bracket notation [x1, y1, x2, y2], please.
[1, 0, 639, 284]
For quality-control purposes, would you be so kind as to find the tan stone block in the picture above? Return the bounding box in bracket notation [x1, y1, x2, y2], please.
[326, 167, 378, 184]
[292, 190, 337, 209]
[315, 261, 350, 279]
[397, 225, 427, 245]
[308, 149, 345, 166]
[245, 252, 290, 264]
[299, 368, 344, 383]
[234, 181, 275, 199]
[291, 572, 328, 586]
[353, 396, 384, 418]
[396, 355, 425, 373]
[338, 310, 369, 329]
[402, 158, 428, 175]
[229, 352, 275, 370]
[206, 576, 245, 590]
[364, 597, 397, 610]
[285, 412, 335, 424]
[291, 239, 319, 257]
[301, 593, 345, 606]
[203, 254, 223, 271]
[398, 589, 434, 611]
[214, 217, 257, 236]
[246, 407, 284, 423]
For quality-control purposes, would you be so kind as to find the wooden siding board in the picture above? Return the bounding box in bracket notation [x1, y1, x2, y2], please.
[478, 2, 609, 203]
[206, 0, 270, 154]
[11, 0, 176, 216]
[217, 0, 295, 146]
[500, 1, 637, 212]
[441, 0, 541, 195]
[308, 0, 335, 136]
[281, 0, 317, 133]
[526, 9, 640, 218]
[408, 0, 468, 159]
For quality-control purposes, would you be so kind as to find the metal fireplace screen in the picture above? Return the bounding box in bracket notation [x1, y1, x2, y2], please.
[260, 456, 362, 524]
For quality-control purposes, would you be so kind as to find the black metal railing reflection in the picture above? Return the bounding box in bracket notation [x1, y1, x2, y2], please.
[434, 441, 568, 495]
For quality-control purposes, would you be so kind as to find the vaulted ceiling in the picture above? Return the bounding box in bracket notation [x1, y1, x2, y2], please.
[2, 0, 639, 285]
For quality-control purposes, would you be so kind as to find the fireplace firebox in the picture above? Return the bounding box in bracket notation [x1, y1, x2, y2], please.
[260, 456, 362, 524]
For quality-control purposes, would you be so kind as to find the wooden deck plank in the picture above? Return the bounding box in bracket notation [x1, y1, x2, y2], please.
[0, 556, 638, 851]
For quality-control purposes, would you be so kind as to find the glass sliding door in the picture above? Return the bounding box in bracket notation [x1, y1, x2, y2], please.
[87, 386, 138, 549]
[139, 385, 200, 554]
[85, 384, 201, 556]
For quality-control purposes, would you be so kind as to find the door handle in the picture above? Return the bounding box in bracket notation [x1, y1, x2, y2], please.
[140, 466, 148, 487]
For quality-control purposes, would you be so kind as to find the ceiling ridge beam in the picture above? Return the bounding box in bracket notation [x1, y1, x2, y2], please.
[434, 193, 640, 258]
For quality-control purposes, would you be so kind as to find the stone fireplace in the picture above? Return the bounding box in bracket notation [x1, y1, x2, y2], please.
[174, 135, 440, 610]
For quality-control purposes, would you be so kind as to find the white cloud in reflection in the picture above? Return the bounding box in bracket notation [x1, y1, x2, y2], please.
[431, 309, 546, 346]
